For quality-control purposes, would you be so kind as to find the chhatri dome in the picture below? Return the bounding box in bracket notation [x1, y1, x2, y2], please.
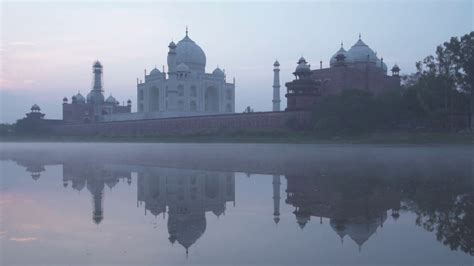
[149, 67, 161, 76]
[175, 28, 206, 73]
[330, 42, 352, 66]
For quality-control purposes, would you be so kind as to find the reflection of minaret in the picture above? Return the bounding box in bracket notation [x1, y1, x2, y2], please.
[272, 175, 281, 224]
[87, 178, 105, 225]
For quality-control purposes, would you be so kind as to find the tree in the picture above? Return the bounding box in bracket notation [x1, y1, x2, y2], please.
[312, 90, 379, 135]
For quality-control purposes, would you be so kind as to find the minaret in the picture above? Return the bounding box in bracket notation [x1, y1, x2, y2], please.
[272, 60, 281, 111]
[272, 175, 281, 224]
[167, 41, 177, 76]
[92, 61, 103, 92]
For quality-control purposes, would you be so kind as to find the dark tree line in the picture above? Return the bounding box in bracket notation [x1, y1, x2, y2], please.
[312, 32, 473, 135]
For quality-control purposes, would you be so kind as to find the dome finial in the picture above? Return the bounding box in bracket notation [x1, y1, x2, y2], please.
[186, 25, 188, 36]
[341, 41, 343, 48]
[359, 33, 361, 40]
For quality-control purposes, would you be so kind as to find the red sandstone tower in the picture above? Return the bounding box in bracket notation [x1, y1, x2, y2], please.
[285, 57, 320, 111]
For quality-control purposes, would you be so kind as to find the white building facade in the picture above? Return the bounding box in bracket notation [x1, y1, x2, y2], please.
[137, 30, 235, 116]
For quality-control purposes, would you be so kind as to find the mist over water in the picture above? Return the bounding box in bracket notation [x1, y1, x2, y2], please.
[0, 143, 472, 265]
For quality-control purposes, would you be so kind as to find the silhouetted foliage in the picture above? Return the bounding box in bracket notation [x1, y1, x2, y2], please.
[14, 117, 44, 135]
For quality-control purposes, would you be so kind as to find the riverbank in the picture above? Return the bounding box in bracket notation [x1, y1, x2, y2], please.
[1, 131, 472, 144]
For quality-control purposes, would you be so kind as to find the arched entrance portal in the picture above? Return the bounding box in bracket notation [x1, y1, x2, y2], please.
[205, 86, 219, 112]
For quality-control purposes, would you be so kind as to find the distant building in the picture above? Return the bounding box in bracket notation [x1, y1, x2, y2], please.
[314, 35, 400, 95]
[62, 61, 131, 123]
[135, 29, 235, 118]
[285, 57, 320, 111]
[283, 35, 401, 111]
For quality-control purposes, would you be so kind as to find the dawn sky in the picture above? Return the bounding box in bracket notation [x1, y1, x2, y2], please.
[1, 0, 472, 123]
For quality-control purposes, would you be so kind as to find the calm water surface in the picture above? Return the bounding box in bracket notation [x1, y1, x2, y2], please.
[0, 143, 472, 265]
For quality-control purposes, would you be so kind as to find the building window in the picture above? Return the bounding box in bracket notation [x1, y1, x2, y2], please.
[226, 103, 232, 112]
[190, 101, 197, 111]
[178, 85, 184, 97]
[178, 100, 184, 111]
[226, 89, 232, 100]
[138, 103, 144, 112]
[139, 90, 144, 101]
[190, 85, 197, 97]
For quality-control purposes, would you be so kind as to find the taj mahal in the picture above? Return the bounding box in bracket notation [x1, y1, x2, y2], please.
[136, 28, 235, 116]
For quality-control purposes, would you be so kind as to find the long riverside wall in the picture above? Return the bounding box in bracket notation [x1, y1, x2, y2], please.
[49, 111, 312, 136]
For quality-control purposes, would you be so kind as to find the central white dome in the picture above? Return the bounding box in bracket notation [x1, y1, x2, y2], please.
[175, 34, 206, 73]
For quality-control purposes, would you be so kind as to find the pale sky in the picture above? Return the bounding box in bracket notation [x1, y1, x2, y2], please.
[1, 0, 472, 123]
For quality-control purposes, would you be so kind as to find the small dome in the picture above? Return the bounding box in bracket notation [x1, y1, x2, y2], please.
[105, 94, 117, 103]
[63, 97, 68, 102]
[75, 93, 86, 103]
[295, 56, 311, 73]
[93, 61, 102, 68]
[377, 59, 388, 73]
[330, 43, 353, 67]
[169, 41, 176, 48]
[149, 67, 161, 76]
[347, 36, 378, 63]
[31, 104, 40, 111]
[391, 64, 400, 72]
[212, 67, 225, 77]
[127, 99, 132, 103]
[273, 60, 280, 67]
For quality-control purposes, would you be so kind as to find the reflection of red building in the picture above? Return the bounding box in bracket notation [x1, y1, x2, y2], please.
[284, 174, 401, 250]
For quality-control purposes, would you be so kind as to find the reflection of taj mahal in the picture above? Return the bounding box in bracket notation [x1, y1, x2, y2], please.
[12, 157, 402, 254]
[137, 168, 235, 254]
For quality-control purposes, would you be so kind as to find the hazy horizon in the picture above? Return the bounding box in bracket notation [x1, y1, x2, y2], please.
[1, 1, 472, 123]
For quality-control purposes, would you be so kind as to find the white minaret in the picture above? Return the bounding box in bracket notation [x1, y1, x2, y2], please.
[272, 60, 281, 111]
[272, 175, 281, 224]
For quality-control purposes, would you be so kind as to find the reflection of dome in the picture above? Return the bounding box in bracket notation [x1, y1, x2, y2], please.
[105, 177, 119, 189]
[344, 214, 387, 248]
[347, 37, 378, 64]
[31, 172, 41, 181]
[167, 213, 207, 254]
[212, 67, 225, 77]
[211, 204, 225, 217]
[175, 32, 206, 73]
[330, 219, 347, 240]
[294, 209, 311, 229]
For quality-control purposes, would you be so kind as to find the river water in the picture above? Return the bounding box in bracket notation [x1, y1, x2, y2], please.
[0, 143, 472, 265]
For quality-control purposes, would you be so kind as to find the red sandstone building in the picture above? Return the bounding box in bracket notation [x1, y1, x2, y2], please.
[283, 35, 401, 111]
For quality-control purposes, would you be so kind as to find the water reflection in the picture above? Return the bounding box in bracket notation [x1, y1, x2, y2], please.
[1, 143, 472, 263]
